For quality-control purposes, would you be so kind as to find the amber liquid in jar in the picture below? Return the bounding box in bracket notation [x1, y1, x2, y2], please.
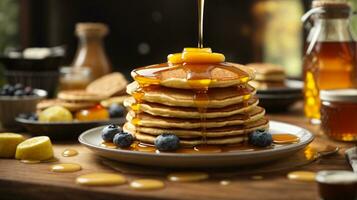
[303, 41, 356, 122]
[321, 101, 357, 141]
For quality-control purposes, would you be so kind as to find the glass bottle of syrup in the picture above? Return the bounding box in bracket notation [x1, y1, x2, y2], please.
[73, 23, 112, 81]
[302, 1, 356, 124]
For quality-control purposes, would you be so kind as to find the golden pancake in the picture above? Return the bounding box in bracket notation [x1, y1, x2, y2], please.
[124, 96, 259, 119]
[246, 63, 286, 82]
[100, 95, 131, 108]
[131, 62, 256, 89]
[133, 131, 247, 147]
[124, 118, 269, 138]
[127, 106, 265, 129]
[124, 97, 259, 119]
[86, 72, 128, 97]
[126, 81, 256, 108]
[58, 90, 108, 102]
[37, 99, 96, 112]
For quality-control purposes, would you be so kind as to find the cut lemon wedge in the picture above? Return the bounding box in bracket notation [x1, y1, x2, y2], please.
[15, 136, 54, 161]
[0, 133, 25, 158]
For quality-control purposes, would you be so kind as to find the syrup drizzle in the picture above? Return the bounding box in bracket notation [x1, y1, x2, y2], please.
[198, 0, 205, 48]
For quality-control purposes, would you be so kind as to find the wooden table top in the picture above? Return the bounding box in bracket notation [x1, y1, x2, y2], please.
[0, 104, 355, 200]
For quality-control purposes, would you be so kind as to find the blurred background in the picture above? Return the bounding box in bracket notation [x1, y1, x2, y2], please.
[0, 0, 356, 81]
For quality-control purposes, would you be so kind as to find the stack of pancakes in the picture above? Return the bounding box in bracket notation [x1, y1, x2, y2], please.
[247, 63, 286, 90]
[123, 63, 269, 147]
[37, 72, 128, 112]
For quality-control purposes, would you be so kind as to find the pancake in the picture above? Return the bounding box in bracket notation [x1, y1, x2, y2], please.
[86, 72, 128, 97]
[132, 62, 256, 89]
[100, 95, 130, 108]
[124, 118, 269, 138]
[37, 99, 96, 112]
[58, 90, 108, 102]
[126, 106, 265, 129]
[126, 81, 256, 108]
[124, 96, 259, 119]
[133, 131, 247, 147]
[246, 63, 285, 82]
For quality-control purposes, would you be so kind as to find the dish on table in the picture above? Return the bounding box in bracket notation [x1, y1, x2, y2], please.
[16, 117, 126, 140]
[79, 121, 314, 168]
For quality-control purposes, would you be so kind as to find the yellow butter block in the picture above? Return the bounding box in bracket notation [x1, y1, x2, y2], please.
[15, 136, 54, 161]
[182, 52, 225, 63]
[183, 48, 212, 53]
[167, 53, 183, 64]
[0, 133, 25, 158]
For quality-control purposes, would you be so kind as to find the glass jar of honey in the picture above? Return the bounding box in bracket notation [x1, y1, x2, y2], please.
[73, 23, 112, 81]
[320, 89, 357, 141]
[302, 1, 357, 124]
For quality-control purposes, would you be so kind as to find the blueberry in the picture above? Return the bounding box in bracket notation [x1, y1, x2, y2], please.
[113, 132, 134, 148]
[28, 113, 38, 121]
[3, 85, 15, 96]
[109, 104, 125, 118]
[154, 134, 180, 151]
[248, 130, 272, 147]
[101, 124, 122, 142]
[14, 90, 25, 97]
[14, 83, 24, 91]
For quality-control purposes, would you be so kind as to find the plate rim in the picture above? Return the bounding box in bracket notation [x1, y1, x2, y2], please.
[78, 120, 315, 158]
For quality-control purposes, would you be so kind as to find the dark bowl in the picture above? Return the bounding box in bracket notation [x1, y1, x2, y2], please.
[15, 117, 126, 140]
[257, 80, 303, 112]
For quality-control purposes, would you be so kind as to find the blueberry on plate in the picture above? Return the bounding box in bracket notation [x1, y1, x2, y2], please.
[28, 113, 38, 121]
[154, 134, 180, 151]
[248, 129, 273, 147]
[109, 103, 125, 118]
[101, 124, 122, 142]
[113, 132, 134, 148]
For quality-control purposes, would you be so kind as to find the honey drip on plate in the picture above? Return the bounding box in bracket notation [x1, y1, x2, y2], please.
[20, 160, 41, 164]
[287, 171, 316, 182]
[76, 173, 127, 186]
[272, 134, 300, 144]
[50, 163, 82, 173]
[62, 149, 79, 157]
[130, 179, 165, 190]
[168, 172, 209, 182]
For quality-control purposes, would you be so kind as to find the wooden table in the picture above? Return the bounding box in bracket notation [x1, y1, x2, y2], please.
[0, 104, 355, 200]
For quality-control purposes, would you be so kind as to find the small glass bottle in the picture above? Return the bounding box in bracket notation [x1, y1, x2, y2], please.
[73, 23, 112, 81]
[302, 1, 357, 124]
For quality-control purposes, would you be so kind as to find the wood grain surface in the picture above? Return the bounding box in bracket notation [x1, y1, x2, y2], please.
[0, 103, 355, 200]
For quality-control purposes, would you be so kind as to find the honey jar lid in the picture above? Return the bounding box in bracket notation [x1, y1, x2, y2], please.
[320, 89, 357, 103]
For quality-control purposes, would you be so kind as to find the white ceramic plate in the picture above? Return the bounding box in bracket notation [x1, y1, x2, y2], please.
[79, 121, 314, 168]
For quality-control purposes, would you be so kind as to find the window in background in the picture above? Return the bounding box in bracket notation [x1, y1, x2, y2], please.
[252, 0, 304, 78]
[0, 0, 19, 85]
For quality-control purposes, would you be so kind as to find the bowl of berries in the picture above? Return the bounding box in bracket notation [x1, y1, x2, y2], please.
[0, 83, 47, 130]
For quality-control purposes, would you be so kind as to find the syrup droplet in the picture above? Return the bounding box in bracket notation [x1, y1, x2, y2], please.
[220, 180, 231, 186]
[62, 149, 78, 157]
[194, 145, 222, 153]
[168, 172, 209, 182]
[41, 157, 59, 163]
[50, 163, 82, 173]
[101, 142, 117, 149]
[20, 160, 41, 164]
[272, 134, 300, 144]
[130, 179, 165, 190]
[287, 171, 316, 182]
[76, 173, 127, 186]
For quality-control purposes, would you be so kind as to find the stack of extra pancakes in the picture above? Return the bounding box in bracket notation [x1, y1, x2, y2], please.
[123, 48, 269, 147]
[247, 63, 286, 90]
[37, 72, 128, 112]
